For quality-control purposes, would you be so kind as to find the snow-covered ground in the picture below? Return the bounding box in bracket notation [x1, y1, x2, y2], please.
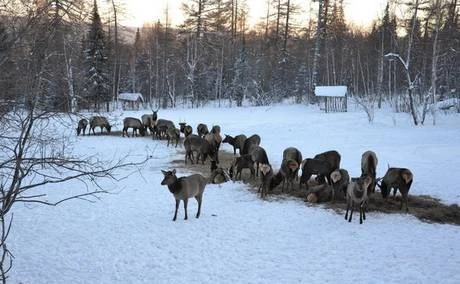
[9, 103, 460, 283]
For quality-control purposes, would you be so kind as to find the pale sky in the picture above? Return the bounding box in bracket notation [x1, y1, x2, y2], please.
[113, 0, 388, 30]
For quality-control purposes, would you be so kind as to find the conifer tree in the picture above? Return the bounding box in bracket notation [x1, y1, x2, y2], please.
[84, 0, 110, 111]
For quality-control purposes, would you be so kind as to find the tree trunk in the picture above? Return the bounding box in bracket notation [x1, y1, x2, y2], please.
[311, 0, 326, 103]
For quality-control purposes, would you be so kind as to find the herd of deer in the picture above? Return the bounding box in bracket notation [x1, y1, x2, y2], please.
[76, 111, 413, 224]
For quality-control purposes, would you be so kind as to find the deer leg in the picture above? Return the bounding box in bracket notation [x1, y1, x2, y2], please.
[405, 192, 409, 212]
[362, 203, 367, 220]
[345, 199, 350, 220]
[348, 201, 354, 222]
[173, 199, 180, 221]
[195, 195, 202, 218]
[183, 198, 188, 220]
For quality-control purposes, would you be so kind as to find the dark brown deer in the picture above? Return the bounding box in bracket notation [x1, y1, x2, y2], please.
[279, 147, 302, 192]
[222, 134, 247, 155]
[76, 118, 88, 136]
[300, 158, 334, 189]
[229, 154, 255, 181]
[196, 123, 209, 138]
[178, 122, 193, 137]
[160, 169, 207, 221]
[330, 169, 350, 202]
[361, 150, 378, 194]
[378, 167, 413, 212]
[241, 134, 261, 155]
[313, 150, 341, 184]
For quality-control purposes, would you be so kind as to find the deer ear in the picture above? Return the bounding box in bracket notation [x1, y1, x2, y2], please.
[161, 170, 167, 175]
[172, 169, 176, 175]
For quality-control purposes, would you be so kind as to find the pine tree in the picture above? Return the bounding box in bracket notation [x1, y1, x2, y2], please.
[232, 42, 249, 106]
[84, 0, 110, 111]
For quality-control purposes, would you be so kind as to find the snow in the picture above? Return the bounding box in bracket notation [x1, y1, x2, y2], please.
[315, 86, 347, 97]
[9, 103, 460, 283]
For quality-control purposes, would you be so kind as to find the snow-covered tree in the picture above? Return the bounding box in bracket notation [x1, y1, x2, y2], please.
[83, 0, 110, 112]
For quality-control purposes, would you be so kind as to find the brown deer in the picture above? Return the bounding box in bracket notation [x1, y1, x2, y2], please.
[89, 116, 111, 135]
[161, 169, 207, 221]
[345, 175, 372, 224]
[122, 117, 145, 137]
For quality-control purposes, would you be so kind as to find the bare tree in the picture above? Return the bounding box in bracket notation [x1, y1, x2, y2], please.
[385, 0, 425, 125]
[0, 106, 148, 282]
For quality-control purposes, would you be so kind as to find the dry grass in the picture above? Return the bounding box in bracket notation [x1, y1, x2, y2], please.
[95, 132, 460, 226]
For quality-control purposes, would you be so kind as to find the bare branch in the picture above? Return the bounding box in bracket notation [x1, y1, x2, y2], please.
[15, 190, 108, 206]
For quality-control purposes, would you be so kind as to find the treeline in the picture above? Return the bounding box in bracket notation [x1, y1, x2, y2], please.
[0, 0, 458, 119]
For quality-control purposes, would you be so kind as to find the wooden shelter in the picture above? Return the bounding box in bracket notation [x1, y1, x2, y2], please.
[315, 86, 347, 113]
[119, 93, 144, 110]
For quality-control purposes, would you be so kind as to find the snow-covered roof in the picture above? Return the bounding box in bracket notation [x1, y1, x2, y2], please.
[119, 93, 144, 102]
[315, 86, 347, 97]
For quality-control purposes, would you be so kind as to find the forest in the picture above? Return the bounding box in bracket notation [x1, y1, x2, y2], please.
[0, 0, 458, 125]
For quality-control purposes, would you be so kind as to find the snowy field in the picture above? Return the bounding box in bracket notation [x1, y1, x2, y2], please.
[9, 103, 460, 283]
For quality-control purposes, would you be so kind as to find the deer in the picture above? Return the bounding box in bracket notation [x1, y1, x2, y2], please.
[279, 147, 303, 192]
[241, 134, 261, 155]
[166, 126, 181, 147]
[330, 168, 350, 202]
[178, 122, 193, 137]
[88, 116, 111, 135]
[345, 175, 372, 224]
[183, 134, 217, 165]
[248, 145, 269, 178]
[378, 167, 413, 212]
[209, 167, 231, 184]
[361, 150, 378, 194]
[141, 108, 158, 135]
[160, 169, 207, 221]
[312, 150, 341, 184]
[122, 117, 145, 137]
[76, 118, 88, 136]
[258, 164, 283, 198]
[196, 123, 209, 138]
[300, 158, 334, 190]
[204, 131, 222, 164]
[154, 119, 175, 140]
[229, 154, 255, 181]
[222, 134, 247, 155]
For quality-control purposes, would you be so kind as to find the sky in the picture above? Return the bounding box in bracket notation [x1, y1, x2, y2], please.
[115, 0, 388, 30]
